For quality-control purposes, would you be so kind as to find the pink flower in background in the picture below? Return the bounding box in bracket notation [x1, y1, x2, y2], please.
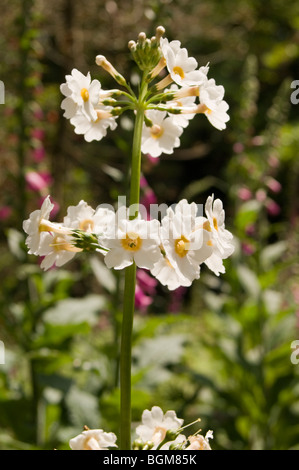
[145, 153, 160, 166]
[268, 155, 280, 169]
[266, 177, 282, 194]
[31, 128, 45, 141]
[135, 268, 158, 312]
[266, 199, 280, 217]
[141, 189, 157, 220]
[33, 108, 44, 120]
[31, 147, 46, 163]
[0, 206, 12, 221]
[251, 135, 264, 146]
[237, 187, 252, 201]
[136, 268, 158, 296]
[168, 286, 187, 313]
[135, 284, 153, 312]
[140, 176, 148, 189]
[233, 142, 244, 154]
[26, 171, 52, 192]
[245, 224, 255, 236]
[142, 189, 157, 207]
[241, 242, 256, 256]
[256, 189, 267, 202]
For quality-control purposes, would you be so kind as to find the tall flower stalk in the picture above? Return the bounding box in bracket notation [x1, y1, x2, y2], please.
[22, 26, 234, 450]
[120, 80, 147, 449]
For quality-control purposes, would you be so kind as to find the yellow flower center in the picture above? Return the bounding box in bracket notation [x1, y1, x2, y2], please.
[81, 88, 89, 102]
[213, 217, 218, 231]
[174, 235, 190, 257]
[203, 220, 212, 232]
[121, 232, 142, 252]
[150, 124, 164, 139]
[197, 104, 212, 115]
[39, 221, 52, 233]
[50, 235, 82, 253]
[173, 66, 185, 79]
[79, 219, 94, 232]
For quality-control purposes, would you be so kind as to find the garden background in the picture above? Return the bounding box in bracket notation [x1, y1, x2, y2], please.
[0, 0, 299, 450]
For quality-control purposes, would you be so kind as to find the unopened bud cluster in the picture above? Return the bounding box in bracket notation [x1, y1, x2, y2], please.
[128, 26, 165, 72]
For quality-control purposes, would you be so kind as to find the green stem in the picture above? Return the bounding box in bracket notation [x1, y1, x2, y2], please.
[119, 77, 147, 450]
[119, 263, 136, 450]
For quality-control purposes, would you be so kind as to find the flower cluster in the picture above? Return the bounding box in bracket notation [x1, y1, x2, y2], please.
[69, 406, 213, 451]
[60, 27, 229, 156]
[23, 195, 234, 290]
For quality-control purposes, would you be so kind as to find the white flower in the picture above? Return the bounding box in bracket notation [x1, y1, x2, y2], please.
[166, 84, 196, 128]
[135, 406, 184, 449]
[69, 429, 117, 450]
[150, 255, 192, 291]
[204, 194, 234, 275]
[185, 430, 213, 450]
[160, 200, 213, 285]
[23, 195, 54, 255]
[60, 68, 101, 121]
[103, 216, 162, 270]
[205, 99, 229, 131]
[198, 78, 229, 130]
[22, 195, 80, 269]
[141, 110, 183, 158]
[63, 200, 95, 230]
[94, 205, 117, 237]
[63, 200, 116, 254]
[160, 38, 208, 87]
[70, 105, 118, 142]
[38, 232, 80, 271]
[63, 199, 114, 236]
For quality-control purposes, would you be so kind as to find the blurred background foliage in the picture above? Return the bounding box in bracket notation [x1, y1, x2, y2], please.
[0, 0, 299, 450]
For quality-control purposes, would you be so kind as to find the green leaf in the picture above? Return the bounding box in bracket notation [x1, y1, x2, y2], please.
[64, 385, 100, 429]
[6, 229, 26, 261]
[29, 349, 73, 374]
[90, 256, 116, 293]
[262, 289, 282, 315]
[236, 265, 260, 299]
[43, 294, 106, 326]
[260, 241, 287, 270]
[32, 322, 91, 348]
[235, 200, 261, 232]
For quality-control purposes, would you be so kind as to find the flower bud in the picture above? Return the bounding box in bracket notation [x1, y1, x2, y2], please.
[165, 428, 180, 441]
[129, 28, 165, 73]
[132, 439, 144, 450]
[155, 26, 166, 40]
[71, 230, 103, 252]
[95, 55, 127, 87]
